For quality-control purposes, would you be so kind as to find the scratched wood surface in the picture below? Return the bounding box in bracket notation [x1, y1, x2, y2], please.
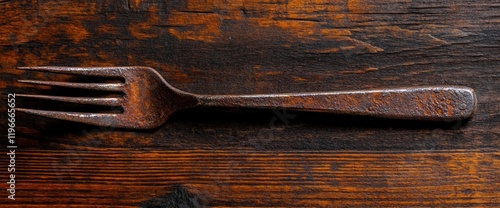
[1, 0, 499, 207]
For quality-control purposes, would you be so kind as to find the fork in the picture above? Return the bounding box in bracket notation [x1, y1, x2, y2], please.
[17, 66, 476, 129]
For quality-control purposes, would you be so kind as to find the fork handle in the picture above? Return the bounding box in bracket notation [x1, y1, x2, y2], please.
[196, 86, 476, 121]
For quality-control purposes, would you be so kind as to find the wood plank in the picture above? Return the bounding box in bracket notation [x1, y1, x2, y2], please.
[5, 150, 499, 207]
[0, 0, 499, 207]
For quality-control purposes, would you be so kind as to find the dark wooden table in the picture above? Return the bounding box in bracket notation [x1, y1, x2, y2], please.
[1, 0, 499, 207]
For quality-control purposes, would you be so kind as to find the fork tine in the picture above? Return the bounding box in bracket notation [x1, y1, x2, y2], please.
[18, 80, 124, 91]
[17, 94, 122, 106]
[17, 66, 124, 77]
[17, 108, 121, 127]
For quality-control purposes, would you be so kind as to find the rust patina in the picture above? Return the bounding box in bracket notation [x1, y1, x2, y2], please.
[17, 66, 476, 129]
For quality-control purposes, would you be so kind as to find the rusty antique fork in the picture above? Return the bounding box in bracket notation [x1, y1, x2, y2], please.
[17, 66, 476, 129]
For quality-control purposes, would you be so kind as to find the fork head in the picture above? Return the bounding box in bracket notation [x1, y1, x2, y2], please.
[17, 66, 199, 129]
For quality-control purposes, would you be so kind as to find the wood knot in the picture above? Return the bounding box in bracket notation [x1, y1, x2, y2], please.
[140, 185, 208, 208]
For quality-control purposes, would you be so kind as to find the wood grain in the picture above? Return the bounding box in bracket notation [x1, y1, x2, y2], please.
[10, 149, 500, 207]
[1, 0, 499, 207]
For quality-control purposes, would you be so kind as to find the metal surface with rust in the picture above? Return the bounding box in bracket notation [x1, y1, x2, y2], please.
[198, 86, 476, 121]
[17, 66, 476, 129]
